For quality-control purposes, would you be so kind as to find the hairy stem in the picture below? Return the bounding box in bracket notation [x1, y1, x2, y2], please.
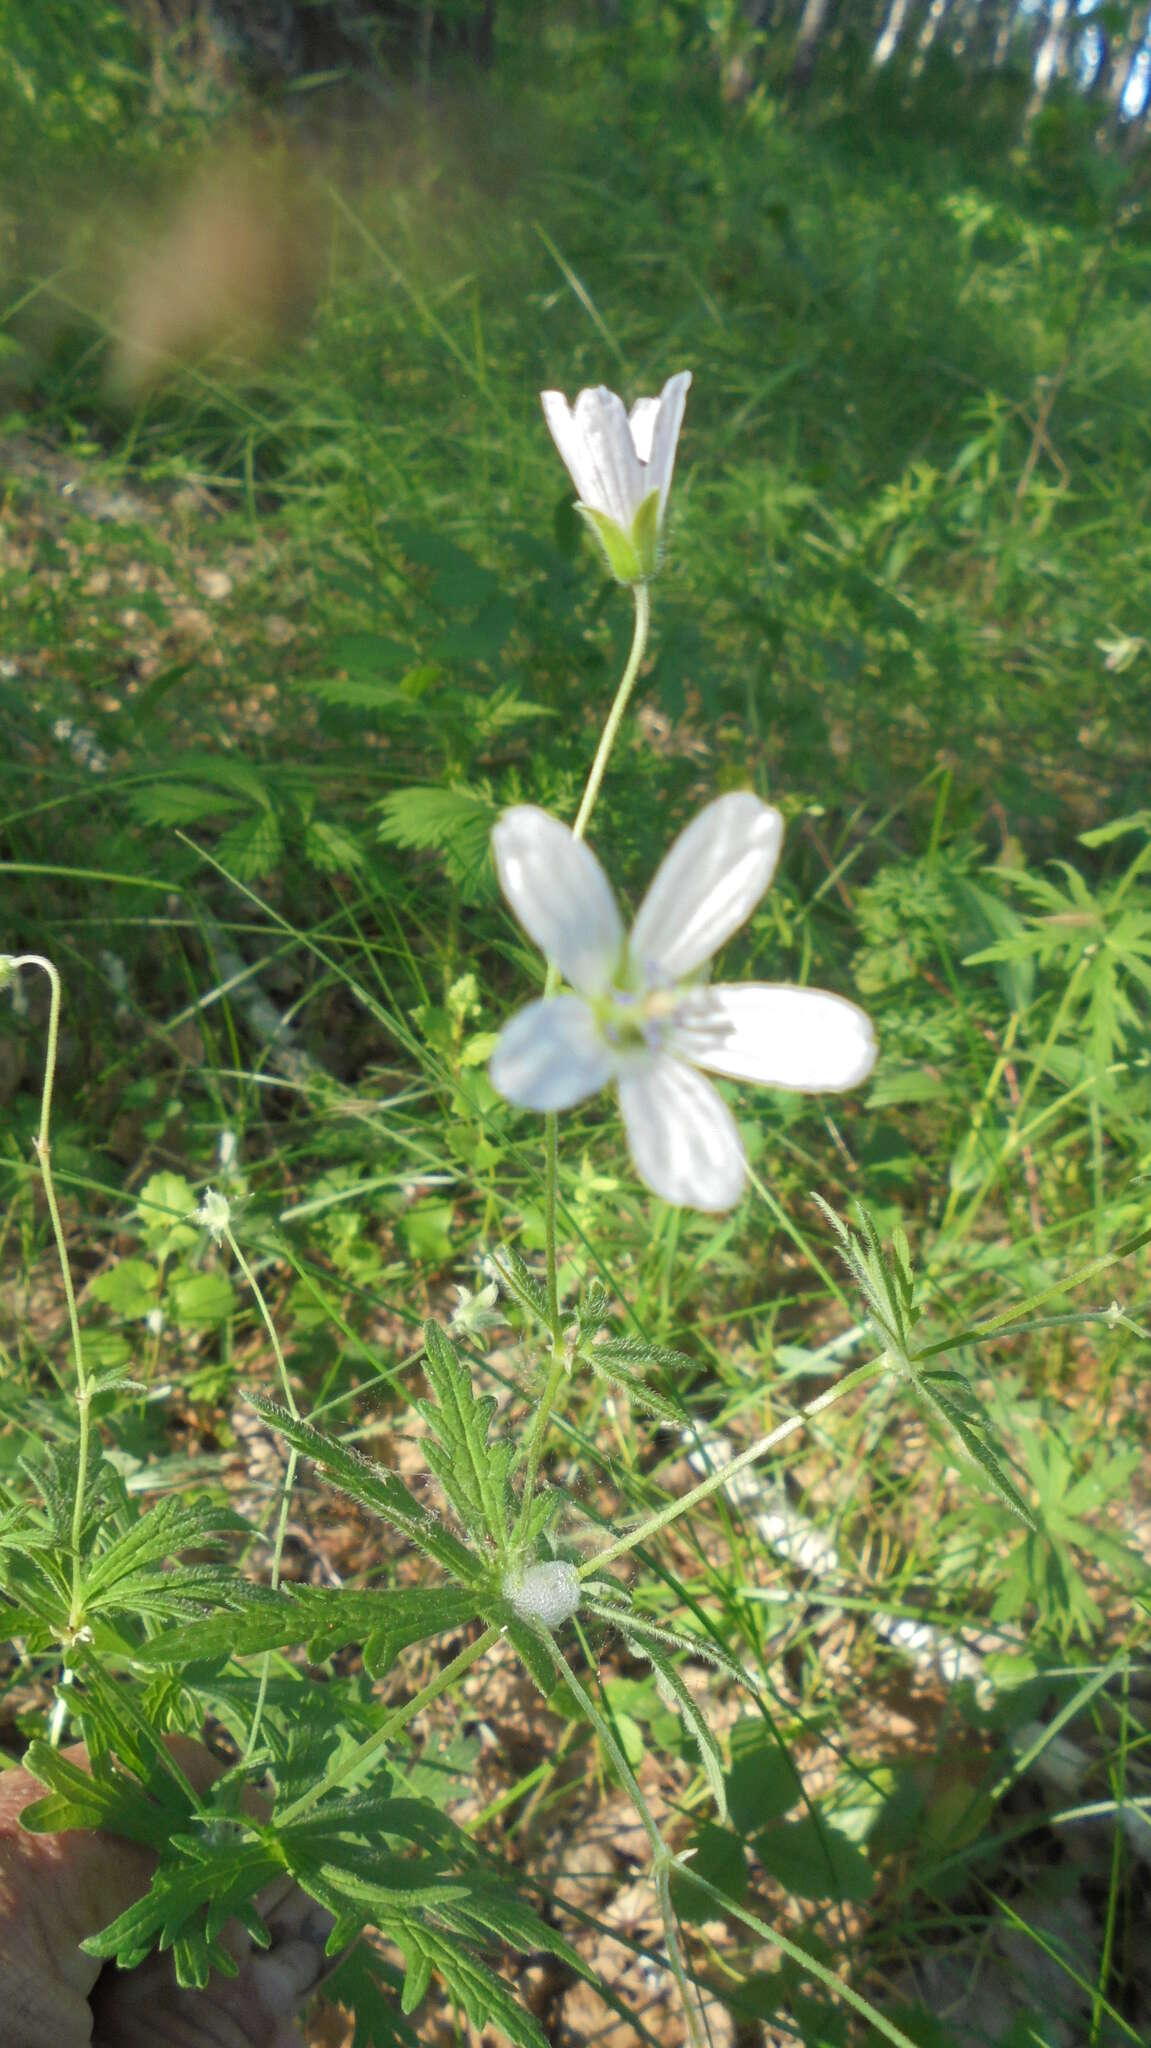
[580, 1356, 887, 1578]
[550, 1639, 705, 2048]
[276, 1624, 502, 1825]
[512, 1338, 568, 1546]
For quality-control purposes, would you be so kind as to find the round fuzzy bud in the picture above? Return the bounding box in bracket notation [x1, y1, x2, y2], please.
[504, 1560, 581, 1630]
[195, 1187, 231, 1243]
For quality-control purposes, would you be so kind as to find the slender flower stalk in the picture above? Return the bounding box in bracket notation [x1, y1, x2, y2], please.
[2, 959, 91, 1620]
[571, 581, 651, 843]
[549, 1640, 707, 2048]
[217, 1212, 301, 1770]
[540, 580, 652, 1332]
[520, 579, 654, 1539]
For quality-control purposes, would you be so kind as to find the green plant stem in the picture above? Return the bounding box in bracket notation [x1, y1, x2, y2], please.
[543, 1109, 560, 1335]
[682, 1869, 922, 2048]
[579, 1356, 886, 1578]
[534, 580, 652, 1509]
[571, 579, 651, 844]
[6, 958, 90, 1623]
[241, 1447, 298, 1770]
[512, 1338, 568, 1546]
[225, 1224, 300, 1767]
[224, 1226, 299, 1421]
[550, 1639, 705, 2048]
[276, 1624, 501, 1826]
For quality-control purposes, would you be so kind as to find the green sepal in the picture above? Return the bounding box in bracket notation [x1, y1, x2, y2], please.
[629, 486, 662, 577]
[576, 504, 643, 584]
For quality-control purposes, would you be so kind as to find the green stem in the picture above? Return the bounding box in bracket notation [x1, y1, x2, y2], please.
[512, 1339, 568, 1546]
[550, 1639, 705, 2048]
[224, 1223, 299, 1768]
[225, 1226, 299, 1421]
[277, 1624, 501, 1826]
[5, 958, 90, 1621]
[579, 1356, 886, 1579]
[571, 580, 651, 844]
[241, 1446, 298, 1769]
[543, 1109, 560, 1336]
[532, 581, 652, 1521]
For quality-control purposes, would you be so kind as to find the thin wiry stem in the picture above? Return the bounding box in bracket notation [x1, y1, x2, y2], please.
[549, 1637, 706, 2048]
[580, 1356, 886, 1578]
[226, 1223, 300, 1767]
[5, 958, 90, 1628]
[533, 581, 651, 1524]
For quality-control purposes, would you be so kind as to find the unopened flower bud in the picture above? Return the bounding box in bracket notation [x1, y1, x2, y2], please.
[194, 1187, 231, 1244]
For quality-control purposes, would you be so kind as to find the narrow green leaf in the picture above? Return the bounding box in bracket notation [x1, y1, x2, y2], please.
[82, 1498, 248, 1602]
[419, 1321, 512, 1548]
[247, 1398, 480, 1584]
[913, 1374, 1036, 1526]
[490, 1245, 551, 1330]
[586, 1339, 692, 1424]
[632, 1635, 727, 1823]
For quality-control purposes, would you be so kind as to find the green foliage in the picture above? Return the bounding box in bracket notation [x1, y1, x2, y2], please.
[376, 785, 499, 904]
[2, 10, 1150, 2045]
[418, 1319, 515, 1554]
[816, 1197, 1036, 1526]
[246, 1398, 483, 1585]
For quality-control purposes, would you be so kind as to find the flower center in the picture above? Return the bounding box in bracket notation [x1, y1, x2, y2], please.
[596, 986, 666, 1053]
[594, 981, 697, 1058]
[593, 979, 738, 1068]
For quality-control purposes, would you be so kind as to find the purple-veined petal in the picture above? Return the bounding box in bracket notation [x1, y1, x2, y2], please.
[490, 997, 614, 1111]
[629, 793, 783, 985]
[541, 390, 601, 512]
[645, 370, 691, 519]
[571, 385, 646, 528]
[677, 984, 878, 1092]
[618, 1055, 747, 1211]
[492, 806, 623, 994]
[628, 394, 661, 465]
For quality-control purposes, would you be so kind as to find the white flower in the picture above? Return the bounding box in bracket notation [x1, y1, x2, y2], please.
[489, 794, 877, 1213]
[540, 371, 691, 582]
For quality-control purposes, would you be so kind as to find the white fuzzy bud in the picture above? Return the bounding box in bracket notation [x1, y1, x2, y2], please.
[194, 1188, 231, 1243]
[504, 1560, 581, 1630]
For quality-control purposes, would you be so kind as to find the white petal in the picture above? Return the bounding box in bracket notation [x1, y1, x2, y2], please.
[571, 385, 645, 527]
[629, 793, 783, 985]
[628, 394, 661, 465]
[678, 985, 878, 1092]
[618, 1056, 747, 1211]
[493, 806, 623, 994]
[645, 370, 692, 519]
[541, 389, 601, 511]
[490, 997, 613, 1111]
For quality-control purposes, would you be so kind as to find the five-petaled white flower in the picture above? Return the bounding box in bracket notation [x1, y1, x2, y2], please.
[489, 794, 877, 1213]
[541, 371, 691, 583]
